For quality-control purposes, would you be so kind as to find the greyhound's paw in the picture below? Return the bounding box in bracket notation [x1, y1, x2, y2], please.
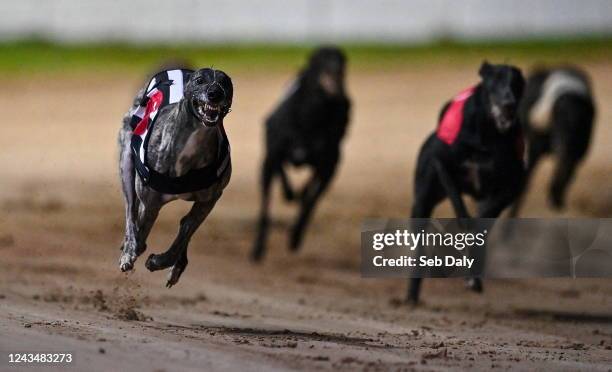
[250, 244, 265, 263]
[119, 253, 137, 272]
[403, 297, 420, 308]
[166, 264, 187, 288]
[282, 188, 295, 202]
[466, 278, 483, 293]
[288, 228, 303, 252]
[457, 218, 471, 231]
[549, 193, 565, 210]
[500, 222, 516, 241]
[145, 254, 163, 272]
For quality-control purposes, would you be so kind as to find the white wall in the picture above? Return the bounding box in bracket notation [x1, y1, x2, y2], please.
[1, 0, 611, 44]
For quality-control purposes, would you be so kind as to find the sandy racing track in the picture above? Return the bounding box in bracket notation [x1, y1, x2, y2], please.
[1, 61, 612, 371]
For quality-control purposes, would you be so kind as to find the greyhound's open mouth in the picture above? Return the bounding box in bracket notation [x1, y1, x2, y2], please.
[194, 100, 221, 124]
[491, 105, 515, 132]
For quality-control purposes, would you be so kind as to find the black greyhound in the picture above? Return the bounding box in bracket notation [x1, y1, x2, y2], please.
[509, 66, 595, 216]
[408, 62, 526, 304]
[252, 47, 351, 261]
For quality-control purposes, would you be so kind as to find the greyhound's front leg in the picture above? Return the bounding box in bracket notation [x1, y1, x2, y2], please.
[549, 153, 579, 210]
[433, 158, 471, 221]
[145, 200, 217, 286]
[289, 165, 335, 251]
[465, 196, 513, 292]
[119, 194, 162, 272]
[507, 131, 550, 219]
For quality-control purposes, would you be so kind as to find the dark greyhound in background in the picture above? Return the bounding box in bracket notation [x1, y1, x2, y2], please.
[509, 66, 595, 216]
[252, 47, 351, 261]
[118, 67, 233, 287]
[408, 62, 526, 304]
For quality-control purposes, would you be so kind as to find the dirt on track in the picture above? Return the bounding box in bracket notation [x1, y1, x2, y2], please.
[0, 63, 612, 371]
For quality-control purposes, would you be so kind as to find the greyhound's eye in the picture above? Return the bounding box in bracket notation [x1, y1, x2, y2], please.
[195, 77, 205, 85]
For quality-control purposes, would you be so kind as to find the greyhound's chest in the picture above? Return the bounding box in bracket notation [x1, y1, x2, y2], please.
[164, 162, 231, 203]
[459, 159, 493, 196]
[149, 125, 218, 175]
[457, 149, 515, 197]
[287, 138, 329, 166]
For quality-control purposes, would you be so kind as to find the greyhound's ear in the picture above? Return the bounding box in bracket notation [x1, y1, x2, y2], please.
[479, 61, 493, 79]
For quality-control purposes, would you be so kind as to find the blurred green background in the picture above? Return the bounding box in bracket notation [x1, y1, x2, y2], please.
[1, 38, 611, 75]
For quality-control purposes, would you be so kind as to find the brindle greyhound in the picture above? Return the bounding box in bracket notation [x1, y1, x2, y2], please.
[118, 68, 233, 287]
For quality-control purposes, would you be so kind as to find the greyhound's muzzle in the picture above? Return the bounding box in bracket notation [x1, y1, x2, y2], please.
[491, 104, 515, 132]
[192, 98, 221, 127]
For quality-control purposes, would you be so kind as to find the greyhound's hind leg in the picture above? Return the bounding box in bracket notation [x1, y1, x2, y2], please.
[145, 200, 216, 286]
[119, 130, 141, 271]
[407, 162, 445, 304]
[120, 192, 162, 272]
[279, 166, 295, 201]
[252, 156, 276, 262]
[289, 165, 335, 251]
